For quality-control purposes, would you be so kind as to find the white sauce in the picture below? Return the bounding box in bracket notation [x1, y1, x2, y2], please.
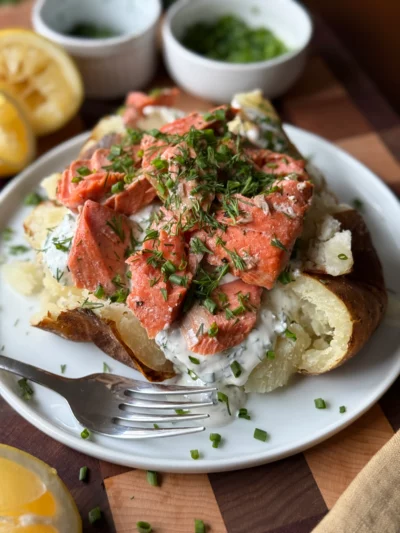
[137, 106, 186, 131]
[129, 203, 161, 242]
[42, 214, 76, 286]
[219, 273, 240, 285]
[156, 294, 287, 389]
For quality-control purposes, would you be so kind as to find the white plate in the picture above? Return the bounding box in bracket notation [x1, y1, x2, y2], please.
[1, 126, 399, 473]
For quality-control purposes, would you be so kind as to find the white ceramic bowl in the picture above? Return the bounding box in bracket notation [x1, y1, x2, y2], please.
[162, 0, 313, 103]
[32, 0, 162, 99]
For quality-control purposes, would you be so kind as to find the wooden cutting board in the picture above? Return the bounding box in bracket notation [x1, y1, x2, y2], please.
[1, 3, 399, 532]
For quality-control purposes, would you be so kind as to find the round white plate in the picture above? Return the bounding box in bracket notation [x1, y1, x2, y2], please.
[1, 126, 399, 473]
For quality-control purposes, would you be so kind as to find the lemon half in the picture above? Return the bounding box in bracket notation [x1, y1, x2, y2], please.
[0, 90, 35, 177]
[0, 29, 83, 136]
[0, 444, 82, 533]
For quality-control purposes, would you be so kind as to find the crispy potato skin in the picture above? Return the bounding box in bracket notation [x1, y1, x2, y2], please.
[304, 209, 387, 373]
[35, 309, 175, 382]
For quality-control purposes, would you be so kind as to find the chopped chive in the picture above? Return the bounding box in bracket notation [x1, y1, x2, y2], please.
[238, 408, 251, 420]
[80, 428, 90, 439]
[71, 176, 83, 183]
[137, 521, 152, 533]
[79, 466, 88, 481]
[217, 392, 231, 415]
[175, 409, 190, 415]
[24, 192, 43, 206]
[208, 322, 219, 338]
[266, 350, 275, 360]
[338, 253, 348, 260]
[18, 378, 33, 400]
[314, 398, 327, 409]
[190, 449, 200, 460]
[209, 432, 222, 448]
[94, 284, 105, 299]
[278, 270, 293, 284]
[88, 507, 102, 525]
[203, 297, 217, 314]
[169, 273, 188, 287]
[60, 364, 67, 374]
[195, 519, 206, 533]
[188, 369, 198, 380]
[189, 356, 200, 365]
[2, 227, 14, 241]
[230, 360, 242, 378]
[111, 181, 125, 194]
[339, 405, 346, 413]
[254, 428, 268, 442]
[153, 423, 159, 429]
[76, 166, 91, 177]
[146, 470, 159, 487]
[161, 260, 176, 275]
[352, 198, 363, 211]
[103, 362, 111, 373]
[284, 328, 297, 341]
[160, 288, 168, 301]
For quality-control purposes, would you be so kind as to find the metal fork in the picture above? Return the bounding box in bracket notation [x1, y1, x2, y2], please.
[0, 355, 216, 439]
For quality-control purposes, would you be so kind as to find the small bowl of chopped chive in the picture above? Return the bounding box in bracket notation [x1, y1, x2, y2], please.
[162, 0, 313, 102]
[32, 0, 162, 99]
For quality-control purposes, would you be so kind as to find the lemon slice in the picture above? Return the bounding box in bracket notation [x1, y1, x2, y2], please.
[0, 90, 35, 177]
[0, 444, 82, 533]
[0, 29, 83, 136]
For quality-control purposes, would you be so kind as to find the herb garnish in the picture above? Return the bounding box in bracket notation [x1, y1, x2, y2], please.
[18, 378, 33, 400]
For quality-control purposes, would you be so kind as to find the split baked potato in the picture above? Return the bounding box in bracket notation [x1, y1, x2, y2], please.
[10, 91, 387, 390]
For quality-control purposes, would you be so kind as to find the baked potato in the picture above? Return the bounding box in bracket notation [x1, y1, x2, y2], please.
[12, 90, 387, 392]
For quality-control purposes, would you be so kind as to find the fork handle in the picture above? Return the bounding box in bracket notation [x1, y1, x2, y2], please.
[0, 354, 68, 395]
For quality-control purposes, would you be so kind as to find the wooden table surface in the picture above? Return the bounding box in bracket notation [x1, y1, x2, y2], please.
[1, 3, 400, 532]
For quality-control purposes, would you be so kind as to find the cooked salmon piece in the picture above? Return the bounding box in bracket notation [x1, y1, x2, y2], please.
[245, 149, 308, 180]
[123, 88, 180, 127]
[181, 280, 262, 355]
[104, 175, 157, 216]
[159, 106, 232, 135]
[68, 200, 132, 294]
[140, 134, 169, 169]
[204, 180, 313, 288]
[126, 210, 192, 338]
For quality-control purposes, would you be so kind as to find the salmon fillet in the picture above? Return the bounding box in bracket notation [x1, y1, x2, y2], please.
[204, 180, 313, 288]
[68, 200, 133, 294]
[159, 106, 232, 135]
[246, 149, 308, 180]
[126, 210, 192, 338]
[181, 280, 262, 355]
[104, 175, 157, 216]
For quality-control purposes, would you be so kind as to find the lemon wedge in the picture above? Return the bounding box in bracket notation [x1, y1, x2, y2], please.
[0, 29, 83, 136]
[0, 90, 35, 177]
[0, 444, 82, 533]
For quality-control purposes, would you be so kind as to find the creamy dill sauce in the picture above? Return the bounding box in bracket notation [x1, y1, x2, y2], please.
[42, 214, 76, 285]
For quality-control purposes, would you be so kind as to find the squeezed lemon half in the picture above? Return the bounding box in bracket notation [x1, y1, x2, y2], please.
[0, 444, 82, 533]
[0, 29, 83, 136]
[0, 89, 35, 177]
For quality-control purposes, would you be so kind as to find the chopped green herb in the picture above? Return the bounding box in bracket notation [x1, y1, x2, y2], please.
[94, 284, 105, 299]
[314, 398, 327, 409]
[254, 428, 268, 442]
[111, 181, 125, 194]
[338, 253, 348, 260]
[271, 236, 288, 252]
[339, 405, 346, 413]
[189, 356, 200, 365]
[103, 362, 111, 373]
[146, 470, 159, 487]
[2, 227, 13, 241]
[194, 519, 206, 533]
[203, 297, 217, 315]
[55, 268, 64, 283]
[169, 273, 188, 287]
[190, 237, 213, 255]
[109, 287, 129, 304]
[230, 360, 242, 378]
[208, 322, 219, 337]
[24, 192, 43, 206]
[352, 198, 364, 211]
[278, 270, 293, 284]
[160, 288, 168, 301]
[284, 328, 297, 341]
[266, 350, 275, 360]
[52, 236, 72, 252]
[9, 245, 30, 255]
[88, 506, 102, 525]
[217, 392, 231, 415]
[76, 165, 91, 176]
[188, 369, 198, 380]
[238, 408, 250, 420]
[137, 521, 152, 533]
[80, 428, 90, 439]
[60, 364, 67, 374]
[79, 466, 88, 481]
[209, 433, 222, 448]
[190, 449, 200, 460]
[106, 215, 126, 242]
[81, 297, 105, 310]
[18, 378, 33, 400]
[161, 260, 176, 276]
[71, 176, 83, 184]
[175, 409, 190, 415]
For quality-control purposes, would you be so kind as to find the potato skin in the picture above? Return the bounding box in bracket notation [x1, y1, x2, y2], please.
[304, 208, 387, 372]
[35, 308, 175, 382]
